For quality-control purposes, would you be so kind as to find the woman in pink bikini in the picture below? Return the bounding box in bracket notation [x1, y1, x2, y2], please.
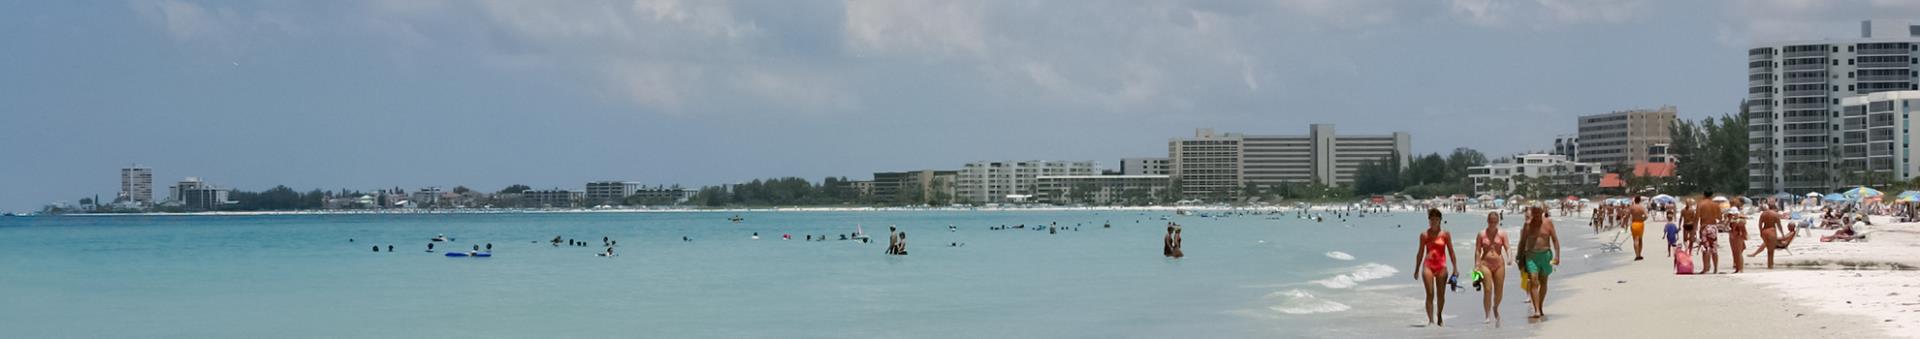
[1475, 211, 1510, 326]
[1414, 208, 1459, 327]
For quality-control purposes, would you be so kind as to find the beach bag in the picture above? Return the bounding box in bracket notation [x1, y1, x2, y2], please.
[1673, 248, 1694, 275]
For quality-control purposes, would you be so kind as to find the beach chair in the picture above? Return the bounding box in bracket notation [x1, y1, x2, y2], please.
[1599, 228, 1625, 253]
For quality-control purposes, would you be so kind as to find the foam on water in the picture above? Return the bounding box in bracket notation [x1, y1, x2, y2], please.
[1324, 251, 1354, 261]
[1266, 289, 1352, 315]
[1310, 263, 1398, 289]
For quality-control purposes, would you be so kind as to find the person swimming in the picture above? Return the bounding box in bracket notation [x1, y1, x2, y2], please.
[486, 243, 492, 251]
[387, 245, 394, 252]
[372, 246, 379, 252]
[426, 243, 435, 252]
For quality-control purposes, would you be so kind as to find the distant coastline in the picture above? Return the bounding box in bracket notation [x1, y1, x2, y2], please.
[51, 204, 1356, 217]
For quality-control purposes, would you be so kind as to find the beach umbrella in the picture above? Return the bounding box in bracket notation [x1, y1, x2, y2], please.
[1772, 192, 1798, 202]
[1565, 195, 1579, 202]
[1844, 187, 1884, 201]
[1823, 193, 1850, 202]
[1651, 194, 1675, 204]
[1807, 192, 1823, 198]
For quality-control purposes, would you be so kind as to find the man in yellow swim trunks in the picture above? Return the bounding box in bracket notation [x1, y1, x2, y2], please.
[1629, 196, 1649, 261]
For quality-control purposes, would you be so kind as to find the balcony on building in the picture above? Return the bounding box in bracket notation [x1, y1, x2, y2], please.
[1858, 60, 1911, 69]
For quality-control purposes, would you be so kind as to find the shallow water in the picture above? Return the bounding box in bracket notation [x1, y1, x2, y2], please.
[0, 210, 1606, 338]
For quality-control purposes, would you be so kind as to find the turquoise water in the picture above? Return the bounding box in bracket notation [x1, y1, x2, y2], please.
[0, 210, 1607, 338]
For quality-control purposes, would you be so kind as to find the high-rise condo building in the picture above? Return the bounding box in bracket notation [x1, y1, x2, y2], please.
[955, 161, 1098, 203]
[1169, 125, 1410, 197]
[1574, 106, 1675, 171]
[1749, 20, 1920, 194]
[120, 166, 152, 205]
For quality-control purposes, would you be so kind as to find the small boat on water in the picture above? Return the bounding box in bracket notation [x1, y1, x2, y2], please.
[851, 224, 871, 241]
[728, 215, 745, 223]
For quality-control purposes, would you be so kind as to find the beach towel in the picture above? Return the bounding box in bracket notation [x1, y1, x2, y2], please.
[1673, 249, 1694, 275]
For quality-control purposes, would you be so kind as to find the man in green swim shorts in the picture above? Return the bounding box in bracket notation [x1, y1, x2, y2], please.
[1516, 205, 1561, 319]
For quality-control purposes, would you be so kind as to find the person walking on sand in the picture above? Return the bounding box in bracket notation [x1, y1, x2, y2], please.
[1630, 196, 1649, 261]
[1475, 211, 1510, 326]
[1697, 193, 1723, 274]
[1516, 205, 1560, 319]
[1414, 208, 1459, 327]
[1747, 203, 1800, 269]
[1725, 196, 1749, 274]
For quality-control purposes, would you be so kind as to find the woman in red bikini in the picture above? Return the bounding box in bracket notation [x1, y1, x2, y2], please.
[1415, 208, 1459, 327]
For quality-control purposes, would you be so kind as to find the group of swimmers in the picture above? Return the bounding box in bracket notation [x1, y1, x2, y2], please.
[1417, 206, 1560, 328]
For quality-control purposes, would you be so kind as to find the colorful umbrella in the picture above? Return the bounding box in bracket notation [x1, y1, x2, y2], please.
[1651, 194, 1676, 204]
[1843, 187, 1884, 201]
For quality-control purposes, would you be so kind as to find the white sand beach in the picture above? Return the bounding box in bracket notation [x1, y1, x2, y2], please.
[1537, 212, 1920, 339]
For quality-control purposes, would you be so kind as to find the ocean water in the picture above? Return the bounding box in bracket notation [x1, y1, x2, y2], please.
[0, 210, 1608, 338]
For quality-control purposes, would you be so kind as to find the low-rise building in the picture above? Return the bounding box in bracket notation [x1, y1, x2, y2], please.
[410, 187, 443, 208]
[1034, 175, 1172, 205]
[628, 185, 698, 205]
[585, 181, 642, 205]
[872, 170, 958, 204]
[1120, 157, 1171, 175]
[167, 177, 233, 211]
[1468, 154, 1604, 196]
[521, 189, 581, 208]
[956, 160, 1100, 203]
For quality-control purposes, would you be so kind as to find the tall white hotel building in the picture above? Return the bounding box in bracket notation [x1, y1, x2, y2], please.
[1750, 20, 1920, 194]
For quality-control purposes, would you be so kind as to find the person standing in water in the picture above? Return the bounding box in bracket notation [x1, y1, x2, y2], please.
[1517, 205, 1560, 319]
[1163, 225, 1176, 257]
[1170, 227, 1184, 258]
[1629, 196, 1649, 261]
[1475, 211, 1509, 326]
[1413, 208, 1458, 327]
[888, 232, 908, 255]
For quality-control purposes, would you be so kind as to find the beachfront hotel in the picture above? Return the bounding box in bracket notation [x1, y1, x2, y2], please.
[871, 170, 958, 203]
[1033, 175, 1172, 205]
[955, 161, 1098, 203]
[1749, 20, 1920, 194]
[1467, 153, 1604, 196]
[1168, 125, 1410, 197]
[584, 181, 643, 205]
[1575, 106, 1675, 171]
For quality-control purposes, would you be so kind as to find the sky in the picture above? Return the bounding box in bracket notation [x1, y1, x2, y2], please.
[4, 0, 1920, 211]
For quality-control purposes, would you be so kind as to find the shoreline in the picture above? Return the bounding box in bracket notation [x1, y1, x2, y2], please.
[36, 204, 1405, 217]
[1536, 213, 1919, 338]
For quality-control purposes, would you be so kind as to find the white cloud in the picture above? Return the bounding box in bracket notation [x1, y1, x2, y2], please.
[841, 0, 988, 59]
[1447, 0, 1649, 27]
[128, 0, 295, 54]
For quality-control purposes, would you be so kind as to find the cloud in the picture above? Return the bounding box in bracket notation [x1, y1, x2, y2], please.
[841, 0, 988, 59]
[127, 0, 295, 54]
[1448, 0, 1649, 27]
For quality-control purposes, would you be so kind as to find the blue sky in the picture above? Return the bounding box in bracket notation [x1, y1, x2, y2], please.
[3, 0, 1919, 210]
